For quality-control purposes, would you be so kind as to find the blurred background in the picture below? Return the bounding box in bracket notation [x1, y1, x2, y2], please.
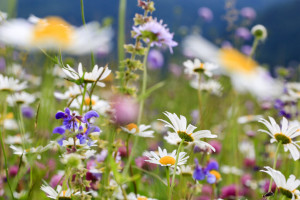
[0, 0, 298, 68]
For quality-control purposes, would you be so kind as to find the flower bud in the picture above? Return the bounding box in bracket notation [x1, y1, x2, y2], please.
[251, 24, 267, 40]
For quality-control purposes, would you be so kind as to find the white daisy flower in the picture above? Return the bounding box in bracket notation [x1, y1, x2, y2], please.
[41, 185, 73, 199]
[63, 63, 111, 87]
[144, 147, 189, 167]
[0, 74, 27, 92]
[62, 137, 91, 150]
[69, 95, 111, 116]
[220, 166, 243, 176]
[251, 24, 267, 41]
[54, 84, 82, 100]
[5, 133, 32, 145]
[238, 115, 262, 124]
[287, 82, 300, 99]
[121, 123, 154, 138]
[190, 78, 223, 96]
[159, 111, 217, 151]
[126, 193, 157, 200]
[0, 11, 7, 23]
[7, 91, 36, 106]
[10, 142, 57, 156]
[0, 113, 18, 130]
[259, 117, 300, 160]
[0, 15, 113, 55]
[171, 165, 193, 176]
[261, 166, 300, 199]
[183, 58, 218, 77]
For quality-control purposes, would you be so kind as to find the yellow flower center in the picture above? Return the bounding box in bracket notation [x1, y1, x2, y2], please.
[85, 98, 96, 106]
[220, 48, 257, 74]
[137, 197, 148, 200]
[32, 17, 74, 47]
[177, 131, 194, 142]
[126, 123, 139, 133]
[6, 112, 14, 119]
[159, 156, 176, 165]
[210, 170, 221, 181]
[194, 63, 205, 73]
[274, 133, 292, 145]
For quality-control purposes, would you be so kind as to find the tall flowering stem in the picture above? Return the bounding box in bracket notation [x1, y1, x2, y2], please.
[166, 166, 171, 200]
[80, 83, 88, 115]
[80, 0, 96, 67]
[122, 45, 150, 177]
[197, 74, 203, 128]
[268, 141, 282, 194]
[0, 94, 15, 199]
[170, 140, 184, 198]
[118, 0, 126, 69]
[249, 37, 259, 58]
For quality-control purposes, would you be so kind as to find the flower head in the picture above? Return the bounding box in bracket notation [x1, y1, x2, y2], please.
[259, 116, 300, 160]
[121, 123, 154, 138]
[183, 58, 218, 77]
[133, 18, 177, 53]
[251, 24, 267, 41]
[193, 159, 221, 184]
[144, 147, 189, 167]
[0, 15, 113, 55]
[159, 112, 217, 151]
[261, 166, 300, 199]
[63, 63, 111, 87]
[41, 185, 73, 199]
[0, 74, 27, 92]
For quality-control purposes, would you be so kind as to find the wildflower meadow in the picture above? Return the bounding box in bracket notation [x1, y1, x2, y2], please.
[0, 0, 300, 199]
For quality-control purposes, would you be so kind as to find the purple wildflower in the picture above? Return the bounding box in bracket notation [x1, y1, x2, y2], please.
[133, 18, 178, 53]
[198, 7, 213, 22]
[235, 27, 251, 40]
[240, 7, 256, 20]
[241, 45, 252, 56]
[147, 49, 164, 70]
[193, 159, 220, 184]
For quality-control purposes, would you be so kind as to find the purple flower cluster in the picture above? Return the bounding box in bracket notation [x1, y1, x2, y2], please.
[53, 108, 100, 144]
[133, 18, 178, 53]
[193, 159, 219, 184]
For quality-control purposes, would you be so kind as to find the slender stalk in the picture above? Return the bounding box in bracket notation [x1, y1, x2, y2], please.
[80, 0, 95, 67]
[268, 141, 282, 193]
[0, 94, 15, 199]
[170, 140, 184, 198]
[80, 84, 88, 115]
[166, 166, 171, 200]
[17, 104, 26, 150]
[122, 45, 150, 176]
[197, 74, 203, 128]
[118, 0, 126, 68]
[250, 37, 259, 58]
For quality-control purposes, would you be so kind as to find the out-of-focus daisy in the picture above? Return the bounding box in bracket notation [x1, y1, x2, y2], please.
[0, 11, 7, 23]
[287, 82, 300, 99]
[121, 123, 154, 138]
[144, 147, 189, 167]
[0, 112, 18, 130]
[5, 133, 32, 145]
[126, 193, 157, 200]
[172, 165, 193, 176]
[54, 84, 82, 100]
[10, 142, 57, 155]
[190, 78, 223, 96]
[0, 74, 27, 92]
[133, 18, 177, 53]
[182, 35, 282, 99]
[0, 15, 113, 55]
[259, 117, 300, 160]
[63, 63, 111, 87]
[7, 91, 36, 106]
[41, 185, 73, 199]
[62, 137, 92, 150]
[69, 95, 111, 116]
[183, 58, 218, 77]
[261, 166, 300, 199]
[251, 24, 267, 41]
[237, 115, 262, 124]
[220, 166, 243, 176]
[159, 112, 217, 151]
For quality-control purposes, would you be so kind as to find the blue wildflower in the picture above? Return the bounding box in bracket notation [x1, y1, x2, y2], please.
[193, 159, 221, 184]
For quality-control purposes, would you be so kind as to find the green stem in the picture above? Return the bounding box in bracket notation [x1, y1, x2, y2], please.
[268, 141, 282, 193]
[118, 0, 126, 67]
[166, 166, 171, 200]
[80, 84, 88, 115]
[0, 94, 15, 199]
[250, 37, 259, 58]
[80, 0, 95, 67]
[122, 45, 150, 176]
[170, 140, 184, 198]
[17, 105, 26, 150]
[197, 74, 202, 128]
